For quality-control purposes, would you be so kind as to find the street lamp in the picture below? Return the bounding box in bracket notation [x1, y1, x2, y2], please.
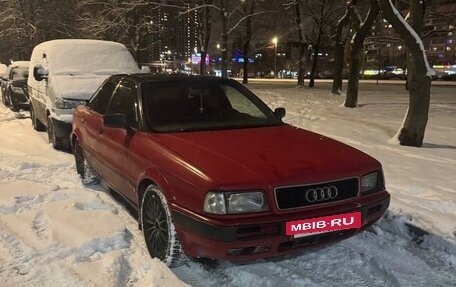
[272, 37, 278, 78]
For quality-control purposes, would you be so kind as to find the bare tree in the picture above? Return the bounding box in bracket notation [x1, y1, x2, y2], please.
[331, 0, 357, 95]
[188, 0, 273, 78]
[176, 0, 214, 75]
[0, 0, 76, 62]
[303, 0, 343, 88]
[378, 0, 433, 147]
[76, 0, 160, 62]
[344, 0, 379, 108]
[292, 0, 312, 87]
[241, 0, 256, 84]
[196, 0, 213, 75]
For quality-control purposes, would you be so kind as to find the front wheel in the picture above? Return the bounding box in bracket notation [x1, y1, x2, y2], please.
[47, 115, 70, 150]
[141, 185, 184, 267]
[30, 105, 45, 131]
[73, 139, 99, 185]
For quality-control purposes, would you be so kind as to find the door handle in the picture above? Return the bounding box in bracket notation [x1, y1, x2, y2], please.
[98, 127, 104, 135]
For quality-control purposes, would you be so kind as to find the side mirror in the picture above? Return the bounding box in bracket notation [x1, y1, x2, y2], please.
[33, 64, 48, 81]
[274, 107, 286, 120]
[103, 114, 134, 135]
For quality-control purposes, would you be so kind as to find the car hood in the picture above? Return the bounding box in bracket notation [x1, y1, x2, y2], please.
[50, 74, 110, 100]
[151, 125, 381, 188]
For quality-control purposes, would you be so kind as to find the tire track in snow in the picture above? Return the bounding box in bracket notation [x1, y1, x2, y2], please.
[0, 189, 74, 216]
[0, 225, 134, 286]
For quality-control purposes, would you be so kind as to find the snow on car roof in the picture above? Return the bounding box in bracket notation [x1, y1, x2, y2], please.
[33, 39, 140, 74]
[0, 64, 7, 76]
[10, 61, 30, 68]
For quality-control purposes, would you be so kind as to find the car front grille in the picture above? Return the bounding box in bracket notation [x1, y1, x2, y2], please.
[275, 178, 359, 210]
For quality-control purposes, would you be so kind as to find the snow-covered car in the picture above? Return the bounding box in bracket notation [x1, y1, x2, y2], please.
[28, 39, 140, 150]
[71, 74, 390, 266]
[1, 61, 30, 111]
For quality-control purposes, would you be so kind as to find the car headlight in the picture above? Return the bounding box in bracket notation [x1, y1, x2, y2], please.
[55, 98, 85, 109]
[11, 86, 24, 93]
[203, 190, 269, 214]
[361, 171, 382, 193]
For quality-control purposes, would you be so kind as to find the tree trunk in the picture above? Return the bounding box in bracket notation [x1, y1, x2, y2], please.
[378, 0, 432, 147]
[200, 50, 207, 75]
[297, 42, 307, 87]
[199, 1, 212, 75]
[242, 0, 255, 84]
[295, 1, 306, 88]
[309, 0, 326, 88]
[309, 44, 319, 88]
[220, 1, 228, 78]
[332, 42, 344, 95]
[345, 0, 379, 107]
[331, 1, 353, 95]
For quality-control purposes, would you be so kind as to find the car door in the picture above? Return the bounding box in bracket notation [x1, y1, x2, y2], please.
[97, 79, 138, 203]
[81, 77, 121, 169]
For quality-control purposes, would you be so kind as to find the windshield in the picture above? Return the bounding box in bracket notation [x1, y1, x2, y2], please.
[142, 78, 281, 132]
[11, 67, 28, 80]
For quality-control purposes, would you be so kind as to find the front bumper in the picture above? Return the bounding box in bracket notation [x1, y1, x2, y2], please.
[10, 91, 29, 110]
[172, 191, 390, 261]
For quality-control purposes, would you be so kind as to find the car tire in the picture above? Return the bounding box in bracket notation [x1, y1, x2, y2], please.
[141, 184, 184, 267]
[4, 94, 10, 107]
[47, 115, 70, 150]
[73, 139, 99, 185]
[30, 105, 45, 131]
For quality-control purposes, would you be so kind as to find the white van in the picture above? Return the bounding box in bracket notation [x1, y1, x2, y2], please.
[28, 39, 140, 150]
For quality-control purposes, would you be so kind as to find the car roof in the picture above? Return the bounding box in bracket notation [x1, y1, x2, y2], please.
[118, 73, 233, 85]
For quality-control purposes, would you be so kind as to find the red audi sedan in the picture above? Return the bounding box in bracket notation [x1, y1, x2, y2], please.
[71, 74, 390, 266]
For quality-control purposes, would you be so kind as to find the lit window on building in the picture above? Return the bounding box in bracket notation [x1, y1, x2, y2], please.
[432, 47, 438, 51]
[446, 47, 452, 51]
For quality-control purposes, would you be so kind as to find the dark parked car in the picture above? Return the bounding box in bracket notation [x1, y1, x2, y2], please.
[71, 74, 390, 266]
[1, 61, 30, 111]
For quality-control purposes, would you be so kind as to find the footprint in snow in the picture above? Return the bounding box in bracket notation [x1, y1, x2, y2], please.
[33, 211, 49, 239]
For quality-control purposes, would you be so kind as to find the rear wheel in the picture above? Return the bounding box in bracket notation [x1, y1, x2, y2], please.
[141, 185, 184, 267]
[73, 139, 99, 185]
[30, 105, 46, 131]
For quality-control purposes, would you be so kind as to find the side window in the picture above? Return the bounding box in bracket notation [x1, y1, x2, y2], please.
[107, 80, 138, 128]
[222, 85, 266, 118]
[89, 78, 119, 114]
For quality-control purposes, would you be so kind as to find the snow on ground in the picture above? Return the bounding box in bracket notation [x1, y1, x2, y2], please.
[0, 107, 187, 286]
[0, 82, 455, 286]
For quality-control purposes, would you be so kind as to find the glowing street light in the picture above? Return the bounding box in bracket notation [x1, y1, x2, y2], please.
[272, 37, 278, 78]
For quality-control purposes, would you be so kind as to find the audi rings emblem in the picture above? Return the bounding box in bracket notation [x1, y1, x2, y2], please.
[305, 186, 338, 203]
